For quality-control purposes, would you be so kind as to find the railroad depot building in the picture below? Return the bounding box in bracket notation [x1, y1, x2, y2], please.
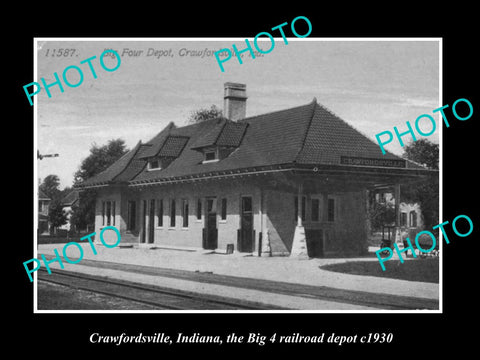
[77, 83, 434, 257]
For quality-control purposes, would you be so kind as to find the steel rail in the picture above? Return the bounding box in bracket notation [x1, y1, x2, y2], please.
[37, 268, 282, 310]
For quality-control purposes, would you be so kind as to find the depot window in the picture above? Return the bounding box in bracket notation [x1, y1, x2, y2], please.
[102, 200, 115, 226]
[409, 211, 417, 227]
[196, 198, 202, 220]
[170, 199, 176, 227]
[127, 200, 136, 231]
[182, 199, 189, 228]
[157, 199, 163, 227]
[220, 198, 227, 220]
[327, 198, 335, 222]
[311, 198, 320, 222]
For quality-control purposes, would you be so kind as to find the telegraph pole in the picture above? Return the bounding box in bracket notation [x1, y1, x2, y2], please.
[37, 150, 61, 237]
[37, 150, 59, 160]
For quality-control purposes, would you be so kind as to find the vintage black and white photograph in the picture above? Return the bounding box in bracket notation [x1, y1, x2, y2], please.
[33, 38, 441, 312]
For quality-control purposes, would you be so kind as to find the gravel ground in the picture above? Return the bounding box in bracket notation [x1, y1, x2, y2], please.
[37, 281, 160, 310]
[35, 243, 440, 301]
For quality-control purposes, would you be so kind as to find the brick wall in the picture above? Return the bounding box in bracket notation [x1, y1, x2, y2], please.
[265, 189, 368, 257]
[95, 180, 262, 252]
[93, 181, 368, 256]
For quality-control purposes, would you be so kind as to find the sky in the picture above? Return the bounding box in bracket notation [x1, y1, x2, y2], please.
[35, 38, 440, 189]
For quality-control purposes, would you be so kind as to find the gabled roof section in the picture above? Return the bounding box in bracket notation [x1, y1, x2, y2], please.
[157, 135, 190, 157]
[189, 118, 247, 150]
[114, 143, 151, 182]
[216, 121, 248, 147]
[189, 118, 225, 150]
[295, 102, 424, 169]
[139, 122, 177, 159]
[233, 100, 317, 165]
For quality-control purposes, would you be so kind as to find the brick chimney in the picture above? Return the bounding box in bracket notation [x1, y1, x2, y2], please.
[223, 82, 247, 121]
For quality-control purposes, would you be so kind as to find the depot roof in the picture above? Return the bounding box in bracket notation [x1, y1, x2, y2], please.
[77, 99, 428, 188]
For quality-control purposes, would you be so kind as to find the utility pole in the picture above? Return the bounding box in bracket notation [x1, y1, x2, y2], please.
[37, 150, 59, 160]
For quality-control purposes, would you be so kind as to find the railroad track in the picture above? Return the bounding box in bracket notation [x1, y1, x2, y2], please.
[37, 268, 284, 310]
[38, 255, 439, 310]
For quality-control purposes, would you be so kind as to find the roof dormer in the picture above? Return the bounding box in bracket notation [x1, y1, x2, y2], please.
[146, 156, 176, 171]
[191, 118, 247, 163]
[140, 134, 190, 171]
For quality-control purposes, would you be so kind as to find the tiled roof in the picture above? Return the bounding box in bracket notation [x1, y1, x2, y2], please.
[78, 141, 147, 187]
[114, 143, 151, 182]
[190, 118, 226, 150]
[217, 121, 248, 148]
[130, 101, 316, 183]
[296, 102, 408, 165]
[79, 99, 428, 188]
[138, 122, 176, 159]
[190, 118, 248, 150]
[157, 136, 190, 157]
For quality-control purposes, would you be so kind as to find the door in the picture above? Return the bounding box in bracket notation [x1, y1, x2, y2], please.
[148, 199, 155, 243]
[305, 229, 324, 257]
[203, 198, 217, 249]
[239, 196, 254, 252]
[141, 200, 147, 243]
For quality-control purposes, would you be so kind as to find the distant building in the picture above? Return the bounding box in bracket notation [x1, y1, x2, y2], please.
[59, 190, 80, 232]
[371, 189, 423, 242]
[77, 83, 436, 257]
[374, 191, 423, 228]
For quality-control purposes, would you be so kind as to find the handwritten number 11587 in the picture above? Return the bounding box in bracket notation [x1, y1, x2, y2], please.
[45, 49, 76, 57]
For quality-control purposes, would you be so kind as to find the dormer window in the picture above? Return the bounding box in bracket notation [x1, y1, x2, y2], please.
[147, 157, 175, 171]
[203, 150, 219, 163]
[205, 151, 216, 161]
[202, 148, 220, 164]
[139, 134, 189, 171]
[148, 159, 161, 170]
[190, 119, 248, 164]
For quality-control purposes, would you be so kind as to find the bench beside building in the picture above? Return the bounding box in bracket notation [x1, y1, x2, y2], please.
[77, 83, 435, 257]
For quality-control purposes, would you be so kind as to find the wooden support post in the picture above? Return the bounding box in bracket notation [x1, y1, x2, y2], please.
[394, 184, 401, 227]
[394, 184, 402, 245]
[290, 181, 309, 259]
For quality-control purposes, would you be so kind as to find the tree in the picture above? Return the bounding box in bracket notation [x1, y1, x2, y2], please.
[74, 139, 129, 184]
[403, 139, 439, 170]
[39, 174, 61, 200]
[69, 199, 94, 233]
[402, 139, 439, 230]
[39, 174, 64, 233]
[368, 202, 396, 232]
[72, 139, 129, 232]
[187, 104, 223, 124]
